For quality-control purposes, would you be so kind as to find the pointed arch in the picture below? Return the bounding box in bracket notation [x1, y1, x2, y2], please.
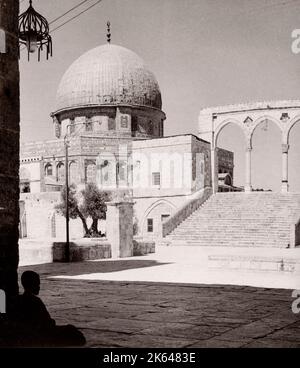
[141, 199, 177, 236]
[286, 114, 300, 145]
[251, 115, 282, 191]
[214, 118, 246, 148]
[44, 162, 53, 177]
[250, 115, 282, 146]
[56, 161, 65, 183]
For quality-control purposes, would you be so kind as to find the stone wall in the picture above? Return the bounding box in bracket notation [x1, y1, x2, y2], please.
[133, 239, 155, 255]
[20, 193, 84, 240]
[217, 148, 234, 178]
[20, 135, 133, 190]
[131, 135, 214, 239]
[0, 0, 20, 297]
[28, 238, 155, 263]
[133, 195, 188, 239]
[53, 240, 111, 262]
[20, 159, 42, 193]
[191, 135, 211, 190]
[132, 134, 210, 198]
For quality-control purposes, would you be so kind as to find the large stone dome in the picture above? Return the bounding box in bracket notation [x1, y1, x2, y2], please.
[55, 44, 162, 112]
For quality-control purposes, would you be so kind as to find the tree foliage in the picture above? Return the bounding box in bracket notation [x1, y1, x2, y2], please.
[55, 184, 79, 219]
[55, 183, 111, 237]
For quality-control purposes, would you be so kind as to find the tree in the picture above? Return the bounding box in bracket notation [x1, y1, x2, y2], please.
[55, 184, 89, 235]
[55, 183, 111, 237]
[80, 183, 111, 237]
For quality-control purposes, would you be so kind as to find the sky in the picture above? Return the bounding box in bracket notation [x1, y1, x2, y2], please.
[20, 0, 300, 191]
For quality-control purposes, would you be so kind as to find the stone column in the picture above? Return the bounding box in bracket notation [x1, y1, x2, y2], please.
[281, 143, 289, 193]
[211, 148, 217, 194]
[40, 158, 46, 192]
[245, 147, 252, 193]
[106, 201, 134, 258]
[0, 0, 20, 297]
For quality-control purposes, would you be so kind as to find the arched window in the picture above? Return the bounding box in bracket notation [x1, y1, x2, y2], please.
[85, 118, 93, 132]
[57, 162, 65, 182]
[85, 162, 96, 183]
[69, 118, 75, 134]
[45, 163, 53, 177]
[148, 120, 153, 135]
[117, 161, 127, 182]
[224, 174, 232, 186]
[69, 161, 79, 184]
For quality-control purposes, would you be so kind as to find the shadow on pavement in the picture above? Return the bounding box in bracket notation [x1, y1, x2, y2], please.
[19, 259, 172, 278]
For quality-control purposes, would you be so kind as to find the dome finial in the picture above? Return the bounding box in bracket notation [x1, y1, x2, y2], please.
[107, 21, 111, 44]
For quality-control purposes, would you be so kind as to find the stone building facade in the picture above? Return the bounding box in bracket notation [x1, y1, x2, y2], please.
[20, 42, 234, 240]
[0, 0, 19, 297]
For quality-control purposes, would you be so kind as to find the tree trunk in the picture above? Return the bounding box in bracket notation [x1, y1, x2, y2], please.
[76, 209, 89, 236]
[90, 218, 98, 236]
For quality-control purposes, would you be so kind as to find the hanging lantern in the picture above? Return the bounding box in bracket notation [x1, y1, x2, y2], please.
[19, 0, 52, 61]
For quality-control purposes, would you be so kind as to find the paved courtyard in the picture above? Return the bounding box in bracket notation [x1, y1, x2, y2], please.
[19, 247, 300, 348]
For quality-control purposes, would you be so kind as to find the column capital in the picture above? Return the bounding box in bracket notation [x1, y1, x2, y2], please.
[282, 144, 289, 154]
[245, 145, 252, 152]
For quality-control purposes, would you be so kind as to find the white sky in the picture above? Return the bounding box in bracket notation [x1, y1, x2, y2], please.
[20, 0, 300, 191]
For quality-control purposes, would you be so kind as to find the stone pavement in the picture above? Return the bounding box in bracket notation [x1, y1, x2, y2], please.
[19, 254, 300, 348]
[20, 244, 300, 289]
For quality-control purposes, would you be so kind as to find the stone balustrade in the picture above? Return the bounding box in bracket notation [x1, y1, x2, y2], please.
[162, 187, 212, 237]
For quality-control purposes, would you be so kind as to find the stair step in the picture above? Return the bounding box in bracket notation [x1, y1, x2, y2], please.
[165, 192, 300, 248]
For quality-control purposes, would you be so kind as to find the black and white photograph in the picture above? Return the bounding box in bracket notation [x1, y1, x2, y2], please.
[0, 0, 300, 355]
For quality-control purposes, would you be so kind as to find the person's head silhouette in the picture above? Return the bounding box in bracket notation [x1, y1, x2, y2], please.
[21, 271, 40, 295]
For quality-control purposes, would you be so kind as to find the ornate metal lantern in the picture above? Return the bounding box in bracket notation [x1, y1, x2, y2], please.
[19, 0, 52, 61]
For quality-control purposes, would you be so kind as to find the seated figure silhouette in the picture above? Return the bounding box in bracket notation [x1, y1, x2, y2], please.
[13, 271, 86, 347]
[17, 271, 56, 330]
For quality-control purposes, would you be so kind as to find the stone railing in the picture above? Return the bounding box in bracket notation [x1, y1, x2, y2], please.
[162, 187, 212, 237]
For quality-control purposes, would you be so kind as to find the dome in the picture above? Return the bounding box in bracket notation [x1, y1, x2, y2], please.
[55, 44, 162, 112]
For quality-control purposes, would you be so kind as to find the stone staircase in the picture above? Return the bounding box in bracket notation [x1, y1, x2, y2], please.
[165, 192, 300, 248]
